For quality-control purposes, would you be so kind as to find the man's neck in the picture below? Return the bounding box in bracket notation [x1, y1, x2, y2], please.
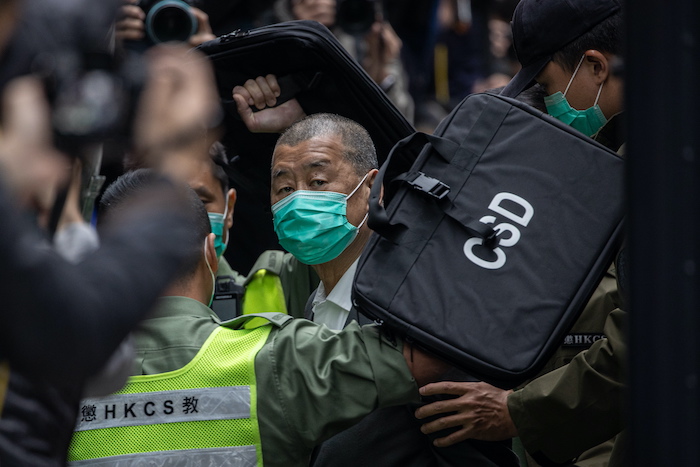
[313, 233, 368, 293]
[162, 278, 210, 305]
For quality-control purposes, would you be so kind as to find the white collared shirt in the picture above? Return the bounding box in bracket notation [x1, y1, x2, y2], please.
[310, 259, 359, 331]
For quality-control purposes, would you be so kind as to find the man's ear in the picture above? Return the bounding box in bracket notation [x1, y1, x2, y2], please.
[205, 232, 219, 274]
[366, 168, 379, 189]
[365, 168, 383, 207]
[585, 49, 610, 86]
[224, 188, 236, 230]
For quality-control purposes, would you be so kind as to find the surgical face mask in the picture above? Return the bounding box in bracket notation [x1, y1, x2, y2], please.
[207, 200, 229, 259]
[271, 173, 370, 265]
[204, 239, 216, 307]
[544, 54, 608, 137]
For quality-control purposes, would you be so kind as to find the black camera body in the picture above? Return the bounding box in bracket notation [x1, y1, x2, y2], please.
[0, 0, 147, 156]
[44, 50, 146, 156]
[138, 0, 197, 45]
[211, 276, 245, 321]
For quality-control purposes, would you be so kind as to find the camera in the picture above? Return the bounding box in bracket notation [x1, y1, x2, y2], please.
[336, 0, 381, 35]
[0, 0, 147, 156]
[211, 276, 245, 321]
[138, 0, 197, 45]
[43, 50, 146, 156]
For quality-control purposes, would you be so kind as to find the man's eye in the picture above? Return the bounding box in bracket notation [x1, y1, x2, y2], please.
[310, 180, 326, 187]
[278, 187, 294, 194]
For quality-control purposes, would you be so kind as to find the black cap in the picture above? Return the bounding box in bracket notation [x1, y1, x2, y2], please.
[501, 0, 621, 97]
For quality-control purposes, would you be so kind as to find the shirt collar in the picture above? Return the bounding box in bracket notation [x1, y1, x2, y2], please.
[312, 259, 359, 312]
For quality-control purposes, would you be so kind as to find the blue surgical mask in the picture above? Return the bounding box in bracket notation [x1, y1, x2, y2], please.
[544, 54, 608, 137]
[207, 201, 229, 259]
[272, 173, 370, 265]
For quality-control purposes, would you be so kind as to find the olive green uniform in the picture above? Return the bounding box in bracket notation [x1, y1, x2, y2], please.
[77, 296, 417, 466]
[508, 308, 627, 466]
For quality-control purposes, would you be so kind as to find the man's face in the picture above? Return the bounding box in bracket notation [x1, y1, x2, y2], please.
[271, 134, 369, 229]
[160, 156, 233, 237]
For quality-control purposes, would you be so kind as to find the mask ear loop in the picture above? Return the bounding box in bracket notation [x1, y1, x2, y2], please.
[356, 212, 369, 230]
[204, 238, 216, 307]
[222, 194, 230, 251]
[593, 80, 605, 107]
[346, 172, 371, 230]
[563, 54, 587, 98]
[345, 172, 371, 201]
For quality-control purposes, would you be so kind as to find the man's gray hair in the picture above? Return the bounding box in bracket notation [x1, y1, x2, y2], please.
[275, 113, 378, 175]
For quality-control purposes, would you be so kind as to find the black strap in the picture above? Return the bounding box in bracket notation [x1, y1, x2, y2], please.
[369, 132, 497, 246]
[442, 203, 498, 248]
[448, 94, 511, 171]
[368, 132, 456, 242]
[47, 184, 70, 239]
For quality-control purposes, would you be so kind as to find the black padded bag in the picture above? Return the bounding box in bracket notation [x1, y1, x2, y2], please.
[352, 92, 625, 388]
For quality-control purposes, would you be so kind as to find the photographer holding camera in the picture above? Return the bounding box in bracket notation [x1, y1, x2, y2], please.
[116, 0, 216, 48]
[269, 0, 414, 123]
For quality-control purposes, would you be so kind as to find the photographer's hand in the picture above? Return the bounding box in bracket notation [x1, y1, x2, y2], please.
[133, 44, 221, 164]
[232, 74, 306, 133]
[363, 21, 402, 85]
[0, 77, 70, 215]
[187, 7, 216, 47]
[115, 0, 146, 43]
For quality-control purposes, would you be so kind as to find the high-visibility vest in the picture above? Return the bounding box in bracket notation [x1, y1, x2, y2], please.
[67, 314, 290, 467]
[242, 269, 288, 329]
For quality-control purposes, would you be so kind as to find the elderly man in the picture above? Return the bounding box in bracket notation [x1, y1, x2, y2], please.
[233, 78, 519, 465]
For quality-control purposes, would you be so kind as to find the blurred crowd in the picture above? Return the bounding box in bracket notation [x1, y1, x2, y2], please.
[116, 0, 522, 131]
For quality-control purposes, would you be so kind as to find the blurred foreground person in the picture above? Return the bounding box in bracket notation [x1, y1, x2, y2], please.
[0, 0, 223, 463]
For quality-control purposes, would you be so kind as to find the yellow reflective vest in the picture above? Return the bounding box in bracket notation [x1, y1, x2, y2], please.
[68, 320, 273, 466]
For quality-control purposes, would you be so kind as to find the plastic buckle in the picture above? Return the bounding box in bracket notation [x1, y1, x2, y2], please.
[408, 172, 450, 199]
[482, 228, 499, 249]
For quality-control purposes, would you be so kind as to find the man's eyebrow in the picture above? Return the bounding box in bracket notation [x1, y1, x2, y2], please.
[271, 168, 288, 179]
[272, 158, 331, 179]
[303, 159, 330, 169]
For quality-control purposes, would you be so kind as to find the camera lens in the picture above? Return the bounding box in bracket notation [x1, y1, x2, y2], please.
[146, 0, 197, 44]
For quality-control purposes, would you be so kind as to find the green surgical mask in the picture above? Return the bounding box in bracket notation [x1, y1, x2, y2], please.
[272, 173, 369, 265]
[544, 54, 608, 137]
[207, 201, 229, 259]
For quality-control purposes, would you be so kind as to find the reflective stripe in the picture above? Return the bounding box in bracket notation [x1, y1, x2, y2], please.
[69, 445, 257, 467]
[75, 386, 250, 432]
